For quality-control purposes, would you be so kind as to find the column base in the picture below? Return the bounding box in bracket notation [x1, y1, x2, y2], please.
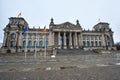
[75, 45, 79, 49]
[58, 45, 61, 49]
[69, 45, 73, 49]
[63, 45, 67, 49]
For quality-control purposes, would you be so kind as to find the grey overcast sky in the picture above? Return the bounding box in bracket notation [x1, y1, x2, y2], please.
[0, 0, 120, 43]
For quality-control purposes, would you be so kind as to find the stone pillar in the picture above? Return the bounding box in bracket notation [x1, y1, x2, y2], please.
[48, 31, 52, 48]
[97, 36, 99, 47]
[52, 32, 55, 48]
[93, 35, 96, 47]
[16, 30, 19, 52]
[110, 34, 114, 47]
[2, 32, 7, 47]
[89, 35, 91, 47]
[102, 34, 106, 47]
[86, 35, 87, 47]
[18, 32, 22, 47]
[58, 32, 61, 49]
[63, 32, 67, 49]
[79, 33, 82, 48]
[17, 31, 23, 52]
[7, 32, 10, 48]
[78, 33, 81, 48]
[69, 32, 73, 49]
[75, 32, 78, 49]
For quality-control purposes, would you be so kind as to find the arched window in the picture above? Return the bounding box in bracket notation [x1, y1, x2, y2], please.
[11, 41, 15, 47]
[46, 41, 48, 48]
[108, 42, 110, 46]
[107, 36, 110, 40]
[91, 41, 94, 47]
[95, 41, 98, 46]
[28, 41, 32, 47]
[11, 33, 16, 39]
[87, 41, 89, 47]
[23, 41, 26, 47]
[39, 41, 43, 48]
[99, 41, 101, 46]
[83, 41, 85, 47]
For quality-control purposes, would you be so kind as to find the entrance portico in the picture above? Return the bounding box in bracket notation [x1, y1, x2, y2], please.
[53, 31, 81, 49]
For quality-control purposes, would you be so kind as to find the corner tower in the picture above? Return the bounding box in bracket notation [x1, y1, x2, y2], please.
[2, 17, 29, 53]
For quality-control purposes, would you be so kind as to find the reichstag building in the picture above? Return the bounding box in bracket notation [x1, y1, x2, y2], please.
[0, 17, 116, 53]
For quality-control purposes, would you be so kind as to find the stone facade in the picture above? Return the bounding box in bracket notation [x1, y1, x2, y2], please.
[1, 17, 116, 53]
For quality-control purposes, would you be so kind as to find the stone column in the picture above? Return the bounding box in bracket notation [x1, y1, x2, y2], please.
[97, 36, 99, 47]
[78, 33, 81, 48]
[75, 32, 78, 49]
[89, 35, 91, 47]
[86, 35, 87, 47]
[48, 31, 52, 48]
[102, 34, 106, 47]
[7, 32, 10, 48]
[52, 32, 55, 48]
[80, 33, 82, 48]
[69, 32, 73, 49]
[93, 35, 96, 47]
[110, 34, 114, 47]
[63, 32, 67, 49]
[17, 31, 23, 52]
[2, 32, 7, 47]
[58, 32, 61, 49]
[16, 30, 19, 52]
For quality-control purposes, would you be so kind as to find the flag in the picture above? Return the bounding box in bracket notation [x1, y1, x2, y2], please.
[24, 26, 29, 32]
[22, 26, 29, 34]
[42, 26, 46, 32]
[42, 26, 46, 35]
[18, 12, 21, 17]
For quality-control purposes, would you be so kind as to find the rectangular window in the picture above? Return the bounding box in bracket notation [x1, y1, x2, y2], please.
[29, 34, 32, 39]
[11, 41, 15, 47]
[95, 36, 97, 40]
[91, 35, 93, 40]
[83, 35, 85, 40]
[86, 35, 89, 40]
[99, 36, 101, 40]
[23, 34, 26, 38]
[40, 35, 42, 39]
[46, 35, 48, 39]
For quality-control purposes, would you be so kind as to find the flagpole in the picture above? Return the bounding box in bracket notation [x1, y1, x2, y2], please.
[25, 31, 28, 58]
[44, 32, 46, 58]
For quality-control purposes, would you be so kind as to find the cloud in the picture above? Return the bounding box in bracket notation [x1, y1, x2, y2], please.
[0, 39, 3, 43]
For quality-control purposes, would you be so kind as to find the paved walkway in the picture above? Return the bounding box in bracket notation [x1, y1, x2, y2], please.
[0, 53, 120, 80]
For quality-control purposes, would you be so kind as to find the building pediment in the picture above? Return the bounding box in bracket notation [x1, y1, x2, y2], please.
[52, 22, 82, 30]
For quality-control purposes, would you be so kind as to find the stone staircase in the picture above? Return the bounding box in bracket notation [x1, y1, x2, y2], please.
[57, 49, 96, 55]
